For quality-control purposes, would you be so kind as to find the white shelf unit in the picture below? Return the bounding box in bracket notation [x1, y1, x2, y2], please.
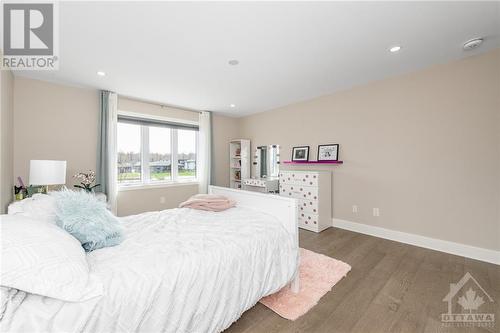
[229, 139, 250, 189]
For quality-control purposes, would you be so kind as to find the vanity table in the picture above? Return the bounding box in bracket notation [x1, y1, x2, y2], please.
[242, 177, 279, 193]
[242, 145, 280, 194]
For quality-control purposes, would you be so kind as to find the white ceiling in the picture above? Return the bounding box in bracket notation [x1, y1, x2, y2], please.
[13, 1, 500, 116]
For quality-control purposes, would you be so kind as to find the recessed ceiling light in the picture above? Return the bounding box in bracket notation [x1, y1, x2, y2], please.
[97, 71, 106, 76]
[228, 59, 239, 66]
[463, 38, 483, 51]
[230, 104, 236, 108]
[389, 46, 401, 53]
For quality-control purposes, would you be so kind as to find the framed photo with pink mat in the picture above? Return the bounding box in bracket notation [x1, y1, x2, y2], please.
[260, 248, 351, 320]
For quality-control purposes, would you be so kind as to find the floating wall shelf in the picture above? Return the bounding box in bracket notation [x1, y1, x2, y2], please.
[283, 160, 343, 165]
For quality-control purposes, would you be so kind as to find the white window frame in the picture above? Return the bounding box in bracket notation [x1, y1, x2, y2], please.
[117, 111, 199, 191]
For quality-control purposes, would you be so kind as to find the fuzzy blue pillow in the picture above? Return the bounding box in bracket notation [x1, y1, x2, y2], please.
[51, 190, 123, 252]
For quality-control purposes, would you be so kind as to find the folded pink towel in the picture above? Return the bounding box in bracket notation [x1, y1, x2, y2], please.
[179, 194, 236, 212]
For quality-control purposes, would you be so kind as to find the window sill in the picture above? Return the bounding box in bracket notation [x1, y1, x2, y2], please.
[118, 180, 199, 192]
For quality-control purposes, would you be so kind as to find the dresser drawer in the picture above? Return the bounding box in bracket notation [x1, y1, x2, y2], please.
[299, 212, 319, 227]
[298, 218, 309, 230]
[279, 172, 318, 187]
[242, 179, 265, 187]
[279, 184, 318, 200]
[298, 199, 318, 214]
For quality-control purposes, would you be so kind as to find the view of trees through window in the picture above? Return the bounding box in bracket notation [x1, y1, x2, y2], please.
[149, 127, 171, 181]
[177, 129, 197, 179]
[117, 123, 141, 183]
[117, 122, 197, 184]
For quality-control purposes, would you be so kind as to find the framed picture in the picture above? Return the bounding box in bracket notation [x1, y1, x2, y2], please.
[292, 146, 310, 161]
[317, 144, 339, 161]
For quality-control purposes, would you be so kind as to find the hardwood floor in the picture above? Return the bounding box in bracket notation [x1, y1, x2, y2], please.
[225, 228, 500, 333]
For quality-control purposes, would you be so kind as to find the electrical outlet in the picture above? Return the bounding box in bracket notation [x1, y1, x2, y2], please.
[352, 205, 358, 213]
[373, 208, 380, 217]
[160, 196, 166, 204]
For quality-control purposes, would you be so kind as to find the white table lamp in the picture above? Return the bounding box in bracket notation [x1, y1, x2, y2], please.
[29, 160, 67, 192]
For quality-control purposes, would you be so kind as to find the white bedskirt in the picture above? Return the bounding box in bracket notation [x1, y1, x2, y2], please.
[1, 207, 297, 333]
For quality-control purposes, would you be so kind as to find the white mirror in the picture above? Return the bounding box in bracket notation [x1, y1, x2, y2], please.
[254, 145, 280, 178]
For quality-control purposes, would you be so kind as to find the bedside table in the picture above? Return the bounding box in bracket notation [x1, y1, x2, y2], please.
[7, 193, 50, 215]
[94, 192, 107, 203]
[8, 200, 25, 215]
[8, 192, 108, 215]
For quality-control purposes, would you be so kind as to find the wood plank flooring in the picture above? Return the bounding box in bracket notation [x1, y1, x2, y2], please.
[225, 228, 500, 333]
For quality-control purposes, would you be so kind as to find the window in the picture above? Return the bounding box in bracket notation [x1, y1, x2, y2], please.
[149, 127, 172, 182]
[117, 115, 198, 186]
[117, 123, 142, 183]
[177, 129, 197, 179]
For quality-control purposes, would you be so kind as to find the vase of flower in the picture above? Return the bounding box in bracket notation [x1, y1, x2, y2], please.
[73, 171, 100, 193]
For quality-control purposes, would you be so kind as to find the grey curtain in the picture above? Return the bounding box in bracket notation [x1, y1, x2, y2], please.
[96, 91, 111, 194]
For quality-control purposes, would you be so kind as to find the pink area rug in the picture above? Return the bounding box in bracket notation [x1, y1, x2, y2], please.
[260, 248, 351, 320]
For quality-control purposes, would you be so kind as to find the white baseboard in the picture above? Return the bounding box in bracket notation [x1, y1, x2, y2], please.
[332, 218, 500, 265]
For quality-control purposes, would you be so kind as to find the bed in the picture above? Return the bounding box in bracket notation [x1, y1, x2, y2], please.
[1, 186, 299, 333]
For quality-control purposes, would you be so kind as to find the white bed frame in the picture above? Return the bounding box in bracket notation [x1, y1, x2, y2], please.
[209, 185, 300, 293]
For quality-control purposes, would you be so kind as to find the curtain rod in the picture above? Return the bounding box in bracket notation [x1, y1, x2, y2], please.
[160, 104, 203, 114]
[117, 93, 204, 114]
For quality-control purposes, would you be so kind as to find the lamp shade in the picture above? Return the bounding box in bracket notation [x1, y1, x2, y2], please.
[29, 160, 67, 185]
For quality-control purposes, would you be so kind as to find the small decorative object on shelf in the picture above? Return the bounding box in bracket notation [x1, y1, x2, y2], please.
[291, 146, 310, 162]
[13, 184, 45, 201]
[13, 177, 43, 200]
[13, 186, 24, 201]
[73, 171, 100, 193]
[13, 176, 25, 200]
[27, 185, 45, 196]
[317, 144, 339, 161]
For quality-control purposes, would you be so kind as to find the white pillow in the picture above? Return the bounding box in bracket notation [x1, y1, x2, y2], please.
[7, 194, 56, 224]
[0, 215, 103, 301]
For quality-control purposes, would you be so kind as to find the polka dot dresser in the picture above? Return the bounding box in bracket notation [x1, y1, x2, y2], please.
[279, 170, 332, 232]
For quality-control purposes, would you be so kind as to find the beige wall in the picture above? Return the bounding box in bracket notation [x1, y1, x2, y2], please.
[117, 184, 198, 216]
[1, 69, 14, 213]
[10, 49, 499, 251]
[11, 78, 232, 216]
[13, 77, 100, 188]
[238, 49, 500, 251]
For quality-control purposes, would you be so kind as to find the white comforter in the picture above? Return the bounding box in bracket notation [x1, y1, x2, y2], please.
[1, 207, 297, 333]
